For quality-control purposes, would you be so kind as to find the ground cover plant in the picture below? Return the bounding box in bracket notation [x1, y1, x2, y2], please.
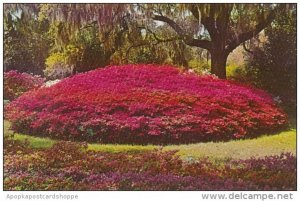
[5, 64, 287, 144]
[4, 70, 45, 101]
[4, 135, 296, 191]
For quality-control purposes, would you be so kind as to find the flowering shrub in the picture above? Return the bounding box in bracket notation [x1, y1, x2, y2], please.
[5, 64, 287, 144]
[4, 139, 296, 190]
[4, 70, 45, 101]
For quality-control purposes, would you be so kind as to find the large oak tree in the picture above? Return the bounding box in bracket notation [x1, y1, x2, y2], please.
[146, 4, 285, 78]
[4, 3, 288, 78]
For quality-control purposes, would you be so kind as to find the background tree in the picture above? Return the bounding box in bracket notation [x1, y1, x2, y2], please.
[44, 21, 123, 79]
[4, 10, 53, 75]
[4, 3, 293, 79]
[111, 22, 191, 67]
[3, 4, 135, 78]
[245, 8, 296, 114]
[143, 4, 286, 78]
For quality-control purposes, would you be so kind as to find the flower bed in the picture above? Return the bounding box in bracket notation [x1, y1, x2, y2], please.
[4, 70, 45, 101]
[5, 64, 287, 144]
[4, 138, 296, 190]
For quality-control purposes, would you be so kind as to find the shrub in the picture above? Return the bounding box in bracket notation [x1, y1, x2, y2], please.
[4, 70, 45, 101]
[226, 64, 249, 83]
[44, 52, 74, 79]
[188, 59, 211, 74]
[245, 9, 296, 114]
[5, 64, 287, 144]
[224, 153, 297, 190]
[4, 139, 296, 190]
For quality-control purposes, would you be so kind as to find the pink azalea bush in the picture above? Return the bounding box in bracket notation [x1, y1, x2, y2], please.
[5, 64, 287, 144]
[4, 70, 45, 101]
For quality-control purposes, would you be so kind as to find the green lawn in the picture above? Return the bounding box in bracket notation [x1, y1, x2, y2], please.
[4, 120, 296, 160]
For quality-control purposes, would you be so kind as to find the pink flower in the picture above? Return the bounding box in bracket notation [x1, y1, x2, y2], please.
[5, 64, 287, 144]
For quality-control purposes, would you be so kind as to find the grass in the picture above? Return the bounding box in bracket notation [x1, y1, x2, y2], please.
[164, 130, 296, 159]
[4, 120, 296, 160]
[9, 133, 56, 149]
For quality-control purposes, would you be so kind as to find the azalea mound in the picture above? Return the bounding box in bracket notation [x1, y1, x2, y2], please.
[5, 64, 287, 144]
[4, 70, 45, 101]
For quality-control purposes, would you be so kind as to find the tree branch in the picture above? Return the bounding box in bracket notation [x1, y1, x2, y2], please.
[145, 28, 181, 44]
[243, 41, 253, 54]
[153, 14, 212, 50]
[153, 15, 186, 35]
[225, 9, 276, 54]
[125, 29, 181, 58]
[79, 21, 98, 30]
[126, 42, 149, 58]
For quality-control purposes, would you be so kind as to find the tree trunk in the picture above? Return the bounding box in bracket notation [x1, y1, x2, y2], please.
[210, 50, 228, 79]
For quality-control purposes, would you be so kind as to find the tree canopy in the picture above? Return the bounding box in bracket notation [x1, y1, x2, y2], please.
[4, 3, 295, 78]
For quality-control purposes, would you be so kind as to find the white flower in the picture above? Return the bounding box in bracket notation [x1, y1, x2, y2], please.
[44, 79, 61, 87]
[188, 69, 195, 73]
[273, 96, 282, 104]
[202, 69, 212, 75]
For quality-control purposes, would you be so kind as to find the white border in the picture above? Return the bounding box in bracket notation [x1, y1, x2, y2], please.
[0, 1, 299, 200]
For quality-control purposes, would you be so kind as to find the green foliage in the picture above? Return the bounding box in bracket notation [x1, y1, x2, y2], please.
[4, 3, 296, 83]
[111, 23, 182, 66]
[72, 25, 112, 72]
[4, 11, 53, 75]
[226, 64, 248, 83]
[226, 64, 239, 77]
[245, 9, 296, 113]
[188, 59, 210, 74]
[44, 52, 73, 79]
[45, 52, 66, 67]
[129, 47, 167, 64]
[44, 23, 114, 78]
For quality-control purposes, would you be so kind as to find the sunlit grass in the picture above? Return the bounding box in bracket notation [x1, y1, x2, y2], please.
[11, 133, 56, 149]
[165, 130, 296, 159]
[4, 120, 296, 159]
